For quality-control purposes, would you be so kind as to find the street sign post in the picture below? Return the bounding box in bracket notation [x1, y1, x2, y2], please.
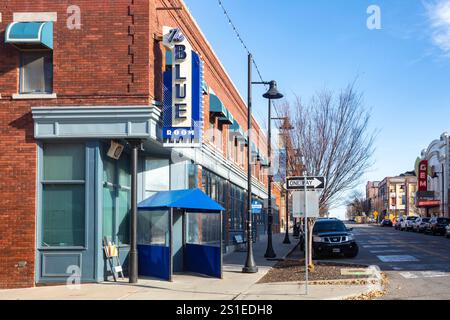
[286, 175, 325, 296]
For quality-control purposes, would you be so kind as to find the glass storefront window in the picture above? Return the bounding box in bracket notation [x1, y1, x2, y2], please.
[41, 143, 86, 247]
[117, 189, 130, 244]
[145, 158, 170, 198]
[102, 145, 131, 245]
[43, 143, 85, 181]
[102, 186, 115, 238]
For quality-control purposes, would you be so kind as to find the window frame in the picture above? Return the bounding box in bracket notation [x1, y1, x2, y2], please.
[39, 142, 88, 250]
[19, 49, 53, 95]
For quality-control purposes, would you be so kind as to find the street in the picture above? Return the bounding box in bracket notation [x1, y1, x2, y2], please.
[338, 224, 450, 300]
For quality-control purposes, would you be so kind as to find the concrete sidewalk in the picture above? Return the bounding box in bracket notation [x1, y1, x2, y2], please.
[0, 233, 374, 300]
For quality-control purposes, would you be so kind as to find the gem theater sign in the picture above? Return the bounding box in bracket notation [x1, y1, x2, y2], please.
[162, 27, 203, 148]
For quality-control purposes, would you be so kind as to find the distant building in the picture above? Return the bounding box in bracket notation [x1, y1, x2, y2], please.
[377, 175, 418, 219]
[366, 181, 380, 214]
[418, 133, 450, 217]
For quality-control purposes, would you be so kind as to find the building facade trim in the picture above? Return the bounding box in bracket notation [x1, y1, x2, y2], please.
[31, 106, 162, 140]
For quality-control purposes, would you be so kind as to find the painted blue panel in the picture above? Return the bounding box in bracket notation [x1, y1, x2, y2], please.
[191, 51, 203, 143]
[138, 245, 170, 281]
[162, 71, 173, 140]
[185, 244, 221, 279]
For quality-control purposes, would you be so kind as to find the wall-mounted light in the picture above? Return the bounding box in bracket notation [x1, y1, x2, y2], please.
[107, 140, 124, 160]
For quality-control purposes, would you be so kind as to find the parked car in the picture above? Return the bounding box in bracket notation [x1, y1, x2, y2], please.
[309, 218, 359, 259]
[401, 216, 418, 231]
[394, 217, 404, 230]
[426, 217, 450, 236]
[413, 217, 431, 233]
[380, 219, 393, 227]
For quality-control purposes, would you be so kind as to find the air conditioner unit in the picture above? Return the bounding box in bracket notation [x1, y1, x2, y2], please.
[107, 141, 124, 160]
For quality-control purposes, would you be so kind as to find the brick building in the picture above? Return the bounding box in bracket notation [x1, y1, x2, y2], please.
[0, 0, 279, 288]
[377, 174, 418, 220]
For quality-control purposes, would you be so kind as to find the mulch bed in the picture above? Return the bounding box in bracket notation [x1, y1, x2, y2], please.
[258, 259, 372, 284]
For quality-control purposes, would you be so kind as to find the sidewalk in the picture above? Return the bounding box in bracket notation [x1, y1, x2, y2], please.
[0, 233, 374, 300]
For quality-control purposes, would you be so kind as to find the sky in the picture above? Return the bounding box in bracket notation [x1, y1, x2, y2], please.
[184, 0, 450, 219]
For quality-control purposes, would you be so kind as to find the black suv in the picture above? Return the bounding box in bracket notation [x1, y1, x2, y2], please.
[309, 219, 359, 259]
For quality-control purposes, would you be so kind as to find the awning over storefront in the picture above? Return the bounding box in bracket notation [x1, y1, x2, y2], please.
[138, 189, 225, 213]
[260, 156, 269, 167]
[218, 108, 234, 125]
[230, 120, 247, 140]
[209, 92, 227, 118]
[5, 22, 53, 50]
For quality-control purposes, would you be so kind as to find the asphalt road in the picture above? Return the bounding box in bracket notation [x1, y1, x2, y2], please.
[335, 224, 450, 300]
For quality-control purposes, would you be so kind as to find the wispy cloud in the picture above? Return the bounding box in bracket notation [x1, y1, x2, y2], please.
[425, 0, 450, 56]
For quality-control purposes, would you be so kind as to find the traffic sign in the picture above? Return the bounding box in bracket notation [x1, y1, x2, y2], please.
[286, 176, 325, 190]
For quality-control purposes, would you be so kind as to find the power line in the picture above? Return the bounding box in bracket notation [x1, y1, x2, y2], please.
[217, 0, 266, 85]
[216, 0, 285, 128]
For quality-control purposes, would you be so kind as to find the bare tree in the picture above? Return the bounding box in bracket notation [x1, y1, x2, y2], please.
[346, 190, 370, 220]
[278, 82, 375, 269]
[283, 82, 375, 211]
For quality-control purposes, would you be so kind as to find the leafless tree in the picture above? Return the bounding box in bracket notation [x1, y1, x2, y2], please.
[346, 190, 370, 220]
[281, 82, 376, 212]
[277, 82, 375, 269]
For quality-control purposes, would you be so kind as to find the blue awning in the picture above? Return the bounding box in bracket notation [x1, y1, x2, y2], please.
[209, 93, 227, 118]
[138, 189, 225, 213]
[218, 108, 234, 125]
[5, 22, 53, 50]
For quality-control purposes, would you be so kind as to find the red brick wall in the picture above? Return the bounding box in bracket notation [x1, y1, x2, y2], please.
[0, 0, 271, 288]
[0, 0, 151, 289]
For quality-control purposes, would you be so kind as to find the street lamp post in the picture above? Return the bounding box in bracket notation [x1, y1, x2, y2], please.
[253, 81, 283, 259]
[243, 53, 258, 274]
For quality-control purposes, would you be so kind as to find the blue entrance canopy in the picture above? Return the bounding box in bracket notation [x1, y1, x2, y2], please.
[138, 189, 225, 213]
[5, 22, 53, 50]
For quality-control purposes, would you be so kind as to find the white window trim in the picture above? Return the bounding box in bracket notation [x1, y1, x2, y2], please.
[13, 93, 57, 100]
[13, 12, 57, 22]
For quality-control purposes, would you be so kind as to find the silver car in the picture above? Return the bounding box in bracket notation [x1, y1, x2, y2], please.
[413, 217, 431, 233]
[401, 216, 418, 231]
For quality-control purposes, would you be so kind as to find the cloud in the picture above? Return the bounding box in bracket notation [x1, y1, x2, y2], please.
[425, 0, 450, 56]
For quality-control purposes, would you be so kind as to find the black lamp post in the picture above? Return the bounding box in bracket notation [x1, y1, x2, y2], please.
[243, 53, 258, 273]
[251, 81, 283, 259]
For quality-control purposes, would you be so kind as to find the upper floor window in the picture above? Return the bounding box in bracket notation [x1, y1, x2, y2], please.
[20, 51, 53, 94]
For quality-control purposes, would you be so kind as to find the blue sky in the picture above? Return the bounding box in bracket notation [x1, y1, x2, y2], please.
[184, 0, 450, 218]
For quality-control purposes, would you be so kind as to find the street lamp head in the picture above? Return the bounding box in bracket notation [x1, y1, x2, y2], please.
[263, 80, 284, 100]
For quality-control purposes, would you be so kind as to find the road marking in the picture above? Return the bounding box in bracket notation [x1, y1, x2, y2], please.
[363, 245, 389, 248]
[370, 250, 405, 254]
[399, 271, 450, 279]
[377, 255, 419, 262]
[399, 272, 419, 279]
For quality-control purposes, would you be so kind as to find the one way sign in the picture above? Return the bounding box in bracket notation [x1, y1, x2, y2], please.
[286, 176, 325, 190]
